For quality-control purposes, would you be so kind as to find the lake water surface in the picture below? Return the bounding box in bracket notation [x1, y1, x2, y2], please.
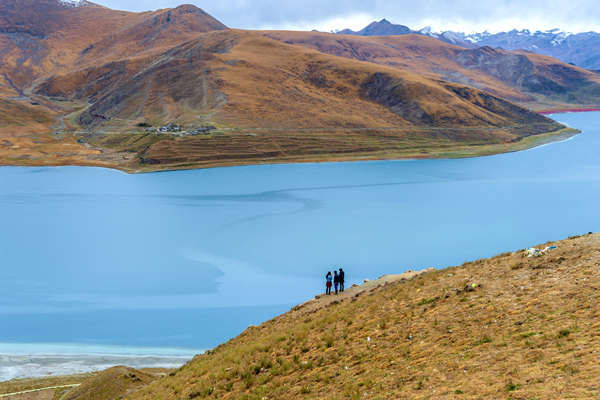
[1, 112, 599, 380]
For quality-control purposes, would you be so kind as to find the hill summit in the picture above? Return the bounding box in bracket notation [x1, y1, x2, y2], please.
[338, 19, 412, 36]
[120, 232, 600, 399]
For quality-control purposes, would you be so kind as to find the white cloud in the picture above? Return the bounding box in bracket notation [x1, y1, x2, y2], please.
[94, 0, 600, 34]
[256, 12, 376, 32]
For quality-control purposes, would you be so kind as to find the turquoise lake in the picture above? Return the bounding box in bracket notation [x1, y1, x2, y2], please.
[1, 111, 598, 379]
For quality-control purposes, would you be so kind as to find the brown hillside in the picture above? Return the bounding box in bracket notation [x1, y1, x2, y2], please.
[38, 30, 559, 131]
[119, 233, 600, 399]
[25, 30, 568, 171]
[73, 5, 228, 68]
[0, 0, 226, 93]
[264, 31, 600, 109]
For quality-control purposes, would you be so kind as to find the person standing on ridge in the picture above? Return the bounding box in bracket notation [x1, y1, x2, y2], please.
[334, 270, 339, 294]
[339, 268, 345, 292]
[325, 271, 332, 295]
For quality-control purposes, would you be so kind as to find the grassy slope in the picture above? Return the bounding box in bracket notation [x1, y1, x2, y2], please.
[262, 31, 529, 102]
[37, 30, 560, 131]
[3, 233, 598, 399]
[62, 367, 156, 400]
[119, 233, 600, 399]
[264, 31, 600, 110]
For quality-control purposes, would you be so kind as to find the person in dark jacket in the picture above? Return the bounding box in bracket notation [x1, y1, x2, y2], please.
[325, 271, 332, 295]
[339, 268, 345, 292]
[333, 270, 339, 294]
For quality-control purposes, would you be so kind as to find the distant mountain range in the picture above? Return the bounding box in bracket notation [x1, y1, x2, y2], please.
[337, 19, 600, 71]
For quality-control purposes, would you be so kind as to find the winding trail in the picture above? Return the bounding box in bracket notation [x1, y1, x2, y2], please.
[0, 384, 80, 398]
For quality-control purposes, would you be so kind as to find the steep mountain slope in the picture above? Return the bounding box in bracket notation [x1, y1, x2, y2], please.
[267, 31, 600, 109]
[37, 30, 557, 131]
[0, 0, 227, 93]
[73, 5, 228, 68]
[93, 232, 598, 399]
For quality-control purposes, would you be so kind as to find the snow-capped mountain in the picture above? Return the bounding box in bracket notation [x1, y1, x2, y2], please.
[456, 29, 600, 70]
[58, 0, 88, 7]
[337, 20, 600, 70]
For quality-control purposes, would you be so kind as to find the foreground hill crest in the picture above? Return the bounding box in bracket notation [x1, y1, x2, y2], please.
[6, 233, 595, 398]
[123, 233, 600, 399]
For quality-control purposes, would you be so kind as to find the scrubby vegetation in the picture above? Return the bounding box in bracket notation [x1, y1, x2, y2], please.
[121, 233, 600, 399]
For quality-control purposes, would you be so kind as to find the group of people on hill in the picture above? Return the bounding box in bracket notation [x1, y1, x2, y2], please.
[325, 268, 345, 295]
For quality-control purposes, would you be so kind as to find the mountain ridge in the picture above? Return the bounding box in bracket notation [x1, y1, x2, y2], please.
[336, 20, 600, 70]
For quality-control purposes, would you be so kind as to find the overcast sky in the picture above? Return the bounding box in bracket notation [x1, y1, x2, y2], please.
[94, 0, 600, 33]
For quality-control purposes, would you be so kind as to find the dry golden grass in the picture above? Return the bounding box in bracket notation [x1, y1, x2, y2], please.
[62, 366, 156, 400]
[263, 31, 528, 102]
[264, 31, 600, 109]
[0, 0, 226, 89]
[118, 233, 600, 399]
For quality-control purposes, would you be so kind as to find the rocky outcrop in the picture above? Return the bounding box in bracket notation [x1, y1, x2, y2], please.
[455, 46, 535, 85]
[361, 73, 434, 125]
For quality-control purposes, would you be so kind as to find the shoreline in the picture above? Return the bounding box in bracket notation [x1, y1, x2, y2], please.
[0, 352, 191, 382]
[0, 342, 203, 382]
[0, 342, 203, 358]
[0, 126, 581, 174]
[538, 107, 600, 114]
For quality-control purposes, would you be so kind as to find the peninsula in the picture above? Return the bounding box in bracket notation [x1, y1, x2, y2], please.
[1, 0, 597, 172]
